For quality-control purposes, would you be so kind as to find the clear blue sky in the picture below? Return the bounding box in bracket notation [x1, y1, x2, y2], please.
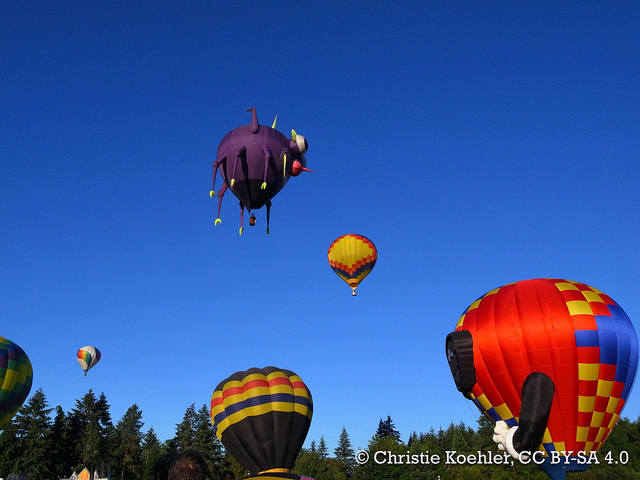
[2, 1, 639, 454]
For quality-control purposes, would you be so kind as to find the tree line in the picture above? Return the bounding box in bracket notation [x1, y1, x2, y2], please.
[0, 388, 224, 480]
[2, 389, 639, 480]
[296, 415, 640, 480]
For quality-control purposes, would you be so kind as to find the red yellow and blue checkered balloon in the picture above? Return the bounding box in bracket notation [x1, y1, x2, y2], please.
[327, 234, 377, 296]
[453, 279, 638, 478]
[0, 336, 33, 430]
[210, 367, 313, 478]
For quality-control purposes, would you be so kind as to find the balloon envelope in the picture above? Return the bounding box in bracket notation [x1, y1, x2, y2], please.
[449, 279, 638, 479]
[0, 336, 33, 430]
[211, 108, 310, 234]
[77, 346, 101, 375]
[217, 125, 292, 210]
[210, 366, 313, 477]
[327, 234, 377, 295]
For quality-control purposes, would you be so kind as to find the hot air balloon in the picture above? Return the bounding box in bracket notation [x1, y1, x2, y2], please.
[328, 234, 377, 296]
[77, 346, 101, 376]
[211, 108, 312, 235]
[0, 336, 33, 431]
[445, 279, 639, 480]
[210, 366, 314, 480]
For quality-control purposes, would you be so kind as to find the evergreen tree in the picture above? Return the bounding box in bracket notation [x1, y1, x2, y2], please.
[140, 428, 164, 480]
[11, 388, 54, 478]
[334, 427, 356, 477]
[318, 458, 348, 480]
[115, 404, 144, 480]
[96, 392, 118, 472]
[293, 448, 344, 480]
[436, 424, 451, 451]
[174, 403, 197, 450]
[474, 415, 495, 450]
[450, 423, 470, 451]
[0, 418, 20, 476]
[292, 448, 320, 478]
[70, 390, 114, 479]
[374, 416, 401, 441]
[194, 404, 224, 479]
[50, 405, 73, 478]
[354, 434, 405, 480]
[159, 437, 179, 479]
[317, 436, 328, 460]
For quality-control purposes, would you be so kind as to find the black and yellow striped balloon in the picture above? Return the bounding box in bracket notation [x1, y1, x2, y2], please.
[210, 367, 313, 477]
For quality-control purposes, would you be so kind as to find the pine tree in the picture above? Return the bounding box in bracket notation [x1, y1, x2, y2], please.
[374, 416, 401, 441]
[294, 445, 348, 480]
[194, 404, 224, 479]
[450, 424, 470, 451]
[174, 403, 197, 450]
[407, 431, 417, 447]
[140, 428, 164, 480]
[115, 404, 144, 480]
[11, 388, 54, 478]
[0, 418, 19, 476]
[70, 390, 115, 479]
[50, 405, 73, 478]
[334, 427, 355, 477]
[292, 448, 322, 479]
[160, 437, 179, 477]
[317, 436, 328, 460]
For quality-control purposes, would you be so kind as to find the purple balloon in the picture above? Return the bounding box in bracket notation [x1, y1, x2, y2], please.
[211, 108, 311, 235]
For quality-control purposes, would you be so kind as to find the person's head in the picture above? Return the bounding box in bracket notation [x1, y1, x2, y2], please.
[223, 472, 235, 480]
[168, 450, 208, 480]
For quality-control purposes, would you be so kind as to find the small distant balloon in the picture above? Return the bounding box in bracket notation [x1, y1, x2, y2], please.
[328, 234, 377, 295]
[0, 336, 33, 431]
[77, 346, 101, 376]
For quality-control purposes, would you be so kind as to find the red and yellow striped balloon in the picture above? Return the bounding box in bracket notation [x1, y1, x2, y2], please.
[327, 234, 377, 296]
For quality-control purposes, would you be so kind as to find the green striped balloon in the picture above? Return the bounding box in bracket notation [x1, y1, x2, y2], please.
[0, 336, 33, 430]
